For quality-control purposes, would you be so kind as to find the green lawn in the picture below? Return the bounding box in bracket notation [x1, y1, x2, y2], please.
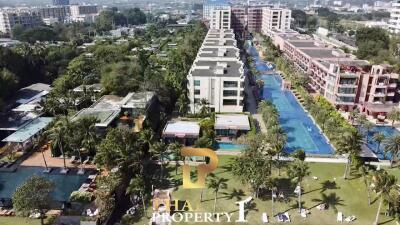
[137, 156, 400, 225]
[0, 217, 41, 225]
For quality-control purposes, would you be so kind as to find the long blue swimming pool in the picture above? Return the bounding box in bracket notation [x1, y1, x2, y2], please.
[248, 43, 334, 155]
[0, 166, 89, 201]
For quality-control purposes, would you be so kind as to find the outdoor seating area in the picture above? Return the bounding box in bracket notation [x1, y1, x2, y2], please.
[78, 174, 98, 193]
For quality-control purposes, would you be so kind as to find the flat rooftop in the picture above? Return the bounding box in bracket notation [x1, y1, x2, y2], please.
[191, 61, 243, 78]
[300, 48, 345, 59]
[121, 92, 154, 109]
[202, 39, 236, 47]
[215, 114, 250, 130]
[0, 111, 38, 131]
[73, 83, 103, 93]
[73, 108, 120, 128]
[288, 40, 324, 48]
[2, 117, 53, 143]
[90, 95, 124, 110]
[162, 120, 200, 138]
[198, 47, 239, 58]
[15, 83, 51, 105]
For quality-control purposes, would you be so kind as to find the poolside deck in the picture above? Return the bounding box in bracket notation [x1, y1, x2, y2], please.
[21, 147, 96, 169]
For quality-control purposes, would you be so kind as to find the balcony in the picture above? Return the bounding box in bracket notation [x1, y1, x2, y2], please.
[373, 92, 386, 97]
[336, 92, 356, 97]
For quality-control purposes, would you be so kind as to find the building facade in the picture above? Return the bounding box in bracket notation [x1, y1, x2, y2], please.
[247, 6, 263, 33]
[187, 29, 245, 113]
[203, 0, 230, 21]
[389, 0, 400, 33]
[210, 8, 231, 29]
[231, 6, 247, 35]
[0, 9, 42, 35]
[69, 5, 99, 22]
[261, 8, 291, 36]
[272, 31, 400, 117]
[37, 6, 70, 22]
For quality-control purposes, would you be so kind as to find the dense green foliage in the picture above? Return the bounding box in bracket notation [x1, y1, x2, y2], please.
[12, 175, 54, 225]
[95, 8, 147, 32]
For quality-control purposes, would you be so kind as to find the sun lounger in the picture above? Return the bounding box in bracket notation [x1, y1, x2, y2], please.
[317, 203, 326, 210]
[345, 215, 356, 223]
[29, 212, 41, 218]
[276, 212, 290, 222]
[337, 212, 343, 222]
[88, 174, 97, 180]
[262, 213, 269, 223]
[70, 156, 77, 163]
[83, 157, 91, 164]
[300, 208, 309, 218]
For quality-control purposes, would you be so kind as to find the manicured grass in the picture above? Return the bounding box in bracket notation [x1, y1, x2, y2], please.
[0, 217, 41, 225]
[138, 156, 400, 225]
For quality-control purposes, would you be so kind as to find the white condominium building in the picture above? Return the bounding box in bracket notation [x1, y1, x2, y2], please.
[203, 0, 230, 21]
[0, 9, 42, 35]
[261, 8, 291, 36]
[210, 8, 231, 29]
[187, 29, 245, 113]
[389, 0, 400, 33]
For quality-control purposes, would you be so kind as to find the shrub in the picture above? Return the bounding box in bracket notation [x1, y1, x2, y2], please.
[70, 191, 94, 203]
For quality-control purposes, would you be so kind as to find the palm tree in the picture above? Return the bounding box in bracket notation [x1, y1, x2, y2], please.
[207, 176, 228, 213]
[312, 192, 344, 213]
[199, 98, 210, 116]
[349, 109, 359, 125]
[373, 133, 385, 153]
[287, 159, 310, 212]
[139, 129, 154, 150]
[336, 129, 362, 179]
[44, 117, 72, 171]
[168, 142, 183, 175]
[359, 165, 372, 205]
[150, 142, 168, 181]
[32, 135, 49, 172]
[371, 170, 397, 225]
[364, 122, 375, 142]
[126, 176, 146, 216]
[387, 109, 400, 127]
[383, 135, 400, 167]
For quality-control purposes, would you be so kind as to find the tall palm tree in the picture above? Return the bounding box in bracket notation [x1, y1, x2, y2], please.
[287, 159, 310, 212]
[32, 135, 49, 172]
[126, 176, 146, 216]
[150, 142, 168, 181]
[383, 135, 400, 167]
[207, 176, 228, 213]
[199, 98, 210, 116]
[387, 109, 400, 127]
[359, 165, 372, 205]
[373, 132, 385, 153]
[44, 117, 72, 171]
[168, 142, 183, 175]
[336, 129, 362, 179]
[371, 170, 397, 225]
[139, 129, 154, 150]
[364, 122, 375, 142]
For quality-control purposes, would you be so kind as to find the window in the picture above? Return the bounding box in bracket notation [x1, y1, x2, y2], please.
[194, 80, 200, 86]
[194, 89, 200, 95]
[240, 82, 245, 88]
[223, 99, 237, 105]
[223, 90, 237, 97]
[223, 81, 238, 88]
[194, 98, 201, 103]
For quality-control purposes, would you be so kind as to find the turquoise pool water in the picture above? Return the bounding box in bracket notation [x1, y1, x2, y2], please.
[0, 166, 89, 201]
[248, 43, 334, 155]
[215, 142, 246, 151]
[364, 126, 400, 160]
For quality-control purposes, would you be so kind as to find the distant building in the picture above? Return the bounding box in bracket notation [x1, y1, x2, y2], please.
[247, 6, 264, 33]
[210, 8, 231, 29]
[389, 0, 400, 34]
[230, 6, 247, 35]
[69, 5, 99, 23]
[203, 0, 230, 21]
[53, 0, 70, 6]
[261, 8, 291, 36]
[0, 9, 42, 35]
[37, 6, 70, 23]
